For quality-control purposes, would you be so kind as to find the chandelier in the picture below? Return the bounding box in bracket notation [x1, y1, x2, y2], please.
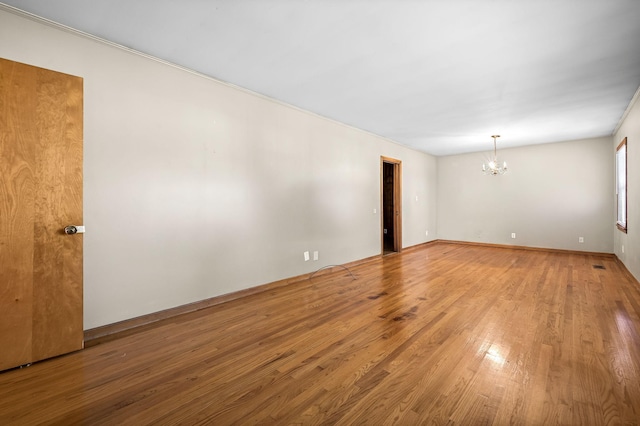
[482, 135, 507, 175]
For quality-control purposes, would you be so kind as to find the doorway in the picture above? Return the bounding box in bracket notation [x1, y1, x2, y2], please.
[381, 156, 402, 255]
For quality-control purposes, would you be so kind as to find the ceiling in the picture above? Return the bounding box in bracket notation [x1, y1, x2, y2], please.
[3, 0, 640, 156]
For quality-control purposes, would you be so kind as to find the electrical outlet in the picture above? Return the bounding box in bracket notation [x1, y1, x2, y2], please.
[579, 237, 584, 243]
[426, 230, 429, 237]
[304, 251, 310, 261]
[373, 208, 377, 214]
[511, 233, 516, 239]
[313, 251, 318, 261]
[622, 245, 625, 253]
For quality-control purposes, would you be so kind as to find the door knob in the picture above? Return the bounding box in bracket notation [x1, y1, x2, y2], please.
[64, 225, 85, 235]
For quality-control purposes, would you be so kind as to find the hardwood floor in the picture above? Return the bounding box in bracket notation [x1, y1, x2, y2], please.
[1, 242, 640, 425]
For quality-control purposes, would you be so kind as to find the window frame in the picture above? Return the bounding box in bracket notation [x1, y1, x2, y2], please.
[616, 137, 627, 233]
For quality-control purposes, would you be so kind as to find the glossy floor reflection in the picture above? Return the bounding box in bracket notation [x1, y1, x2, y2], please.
[1, 243, 639, 425]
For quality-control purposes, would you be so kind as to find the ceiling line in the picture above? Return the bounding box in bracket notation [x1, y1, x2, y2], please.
[613, 83, 640, 135]
[0, 2, 417, 156]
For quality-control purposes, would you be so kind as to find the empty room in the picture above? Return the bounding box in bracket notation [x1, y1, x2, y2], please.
[1, 1, 640, 424]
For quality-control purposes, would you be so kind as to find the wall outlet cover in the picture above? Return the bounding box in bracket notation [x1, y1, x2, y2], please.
[304, 251, 310, 261]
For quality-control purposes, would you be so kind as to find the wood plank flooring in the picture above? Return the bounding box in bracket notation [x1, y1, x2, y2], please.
[2, 242, 640, 425]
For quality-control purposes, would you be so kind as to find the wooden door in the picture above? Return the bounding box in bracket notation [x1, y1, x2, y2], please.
[0, 58, 83, 371]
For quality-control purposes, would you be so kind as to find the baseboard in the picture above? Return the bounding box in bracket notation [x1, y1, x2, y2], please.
[437, 239, 615, 257]
[84, 276, 299, 347]
[614, 255, 640, 284]
[400, 239, 440, 252]
[84, 252, 382, 347]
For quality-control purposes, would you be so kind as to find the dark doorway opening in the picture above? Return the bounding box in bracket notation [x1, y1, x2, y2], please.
[381, 157, 402, 255]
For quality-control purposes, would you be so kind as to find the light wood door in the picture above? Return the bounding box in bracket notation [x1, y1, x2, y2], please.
[0, 58, 83, 371]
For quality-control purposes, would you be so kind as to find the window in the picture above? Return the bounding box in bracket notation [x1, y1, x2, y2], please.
[616, 137, 627, 233]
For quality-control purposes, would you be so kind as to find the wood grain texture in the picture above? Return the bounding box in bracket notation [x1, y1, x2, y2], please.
[0, 58, 83, 370]
[0, 58, 37, 370]
[31, 62, 84, 362]
[1, 243, 640, 425]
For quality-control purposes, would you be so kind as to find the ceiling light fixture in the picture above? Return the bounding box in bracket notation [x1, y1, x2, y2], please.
[482, 135, 507, 175]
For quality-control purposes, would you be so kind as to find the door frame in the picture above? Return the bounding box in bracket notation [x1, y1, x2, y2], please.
[380, 156, 402, 254]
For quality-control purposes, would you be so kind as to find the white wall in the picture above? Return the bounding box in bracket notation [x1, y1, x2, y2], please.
[0, 8, 437, 329]
[437, 137, 614, 253]
[614, 90, 640, 281]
